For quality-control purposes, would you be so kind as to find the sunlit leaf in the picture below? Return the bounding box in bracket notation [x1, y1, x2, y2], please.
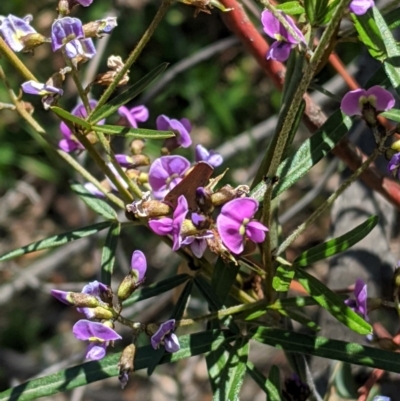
[100, 223, 120, 285]
[91, 124, 174, 139]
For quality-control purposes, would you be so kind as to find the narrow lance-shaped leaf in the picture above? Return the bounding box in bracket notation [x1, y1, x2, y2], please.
[351, 11, 386, 61]
[276, 1, 305, 15]
[293, 215, 378, 267]
[51, 106, 92, 130]
[272, 265, 295, 292]
[251, 326, 400, 373]
[100, 222, 120, 286]
[0, 329, 237, 401]
[372, 6, 400, 95]
[89, 63, 168, 124]
[295, 269, 372, 335]
[91, 124, 174, 139]
[209, 338, 249, 401]
[250, 110, 352, 202]
[0, 222, 111, 262]
[246, 362, 281, 401]
[71, 182, 117, 221]
[381, 108, 400, 122]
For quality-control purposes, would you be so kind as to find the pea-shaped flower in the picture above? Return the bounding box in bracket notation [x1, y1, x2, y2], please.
[261, 10, 305, 62]
[341, 86, 395, 116]
[151, 319, 180, 353]
[216, 198, 268, 254]
[349, 0, 374, 15]
[344, 279, 368, 320]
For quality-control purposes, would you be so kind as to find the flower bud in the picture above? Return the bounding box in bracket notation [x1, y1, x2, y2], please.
[51, 289, 100, 308]
[130, 139, 145, 155]
[116, 154, 150, 169]
[89, 306, 115, 320]
[126, 199, 172, 218]
[21, 33, 50, 52]
[118, 344, 136, 388]
[211, 184, 249, 206]
[83, 17, 117, 38]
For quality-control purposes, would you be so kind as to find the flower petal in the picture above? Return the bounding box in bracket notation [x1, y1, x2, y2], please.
[340, 89, 366, 116]
[246, 221, 268, 244]
[85, 343, 107, 360]
[366, 85, 395, 112]
[131, 250, 147, 281]
[73, 320, 121, 341]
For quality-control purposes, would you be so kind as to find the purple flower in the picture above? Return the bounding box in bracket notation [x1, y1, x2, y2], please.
[76, 0, 94, 6]
[59, 100, 103, 152]
[51, 17, 84, 52]
[388, 153, 400, 179]
[151, 319, 180, 353]
[344, 279, 368, 320]
[373, 397, 391, 401]
[261, 10, 305, 62]
[182, 230, 213, 258]
[0, 14, 37, 52]
[21, 81, 63, 96]
[118, 105, 149, 128]
[195, 144, 223, 167]
[149, 195, 188, 251]
[65, 37, 96, 60]
[76, 280, 109, 318]
[157, 115, 192, 150]
[148, 155, 191, 199]
[51, 289, 72, 305]
[73, 320, 121, 360]
[349, 0, 374, 15]
[131, 250, 147, 282]
[341, 86, 395, 116]
[216, 197, 268, 254]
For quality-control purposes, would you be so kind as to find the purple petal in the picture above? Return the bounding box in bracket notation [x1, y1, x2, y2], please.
[148, 155, 190, 199]
[267, 41, 293, 62]
[156, 115, 192, 148]
[172, 196, 189, 251]
[84, 182, 106, 198]
[261, 10, 281, 39]
[149, 217, 174, 236]
[340, 89, 366, 116]
[0, 14, 37, 52]
[81, 280, 108, 297]
[21, 81, 63, 96]
[366, 85, 395, 112]
[51, 289, 72, 305]
[246, 221, 268, 243]
[151, 319, 176, 349]
[190, 238, 208, 258]
[65, 38, 96, 60]
[131, 250, 147, 281]
[164, 333, 180, 353]
[388, 153, 400, 175]
[73, 320, 122, 341]
[77, 0, 94, 6]
[220, 198, 259, 223]
[195, 144, 223, 167]
[217, 217, 245, 254]
[51, 17, 84, 52]
[85, 343, 107, 360]
[118, 105, 149, 128]
[58, 138, 81, 153]
[349, 0, 374, 15]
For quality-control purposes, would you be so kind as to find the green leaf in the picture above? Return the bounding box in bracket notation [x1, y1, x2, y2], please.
[195, 275, 226, 311]
[89, 63, 168, 124]
[251, 326, 400, 373]
[0, 222, 111, 262]
[250, 110, 352, 201]
[209, 338, 249, 401]
[100, 223, 120, 285]
[304, 0, 317, 25]
[381, 108, 400, 122]
[293, 215, 378, 267]
[272, 265, 295, 292]
[123, 274, 191, 307]
[51, 106, 91, 130]
[247, 362, 281, 401]
[0, 329, 237, 401]
[372, 7, 400, 94]
[295, 269, 372, 335]
[352, 12, 386, 61]
[71, 182, 117, 221]
[276, 1, 304, 15]
[278, 308, 320, 331]
[91, 124, 174, 139]
[211, 258, 240, 305]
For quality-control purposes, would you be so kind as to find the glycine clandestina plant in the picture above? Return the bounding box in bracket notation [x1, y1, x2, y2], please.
[3, 0, 400, 400]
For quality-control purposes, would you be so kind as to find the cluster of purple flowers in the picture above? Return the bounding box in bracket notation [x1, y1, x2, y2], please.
[51, 250, 180, 363]
[260, 1, 374, 62]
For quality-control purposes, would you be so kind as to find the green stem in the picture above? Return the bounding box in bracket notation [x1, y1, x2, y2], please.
[276, 144, 383, 256]
[176, 299, 267, 327]
[0, 37, 38, 82]
[89, 0, 173, 117]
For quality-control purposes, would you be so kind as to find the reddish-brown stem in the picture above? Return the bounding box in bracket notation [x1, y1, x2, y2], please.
[219, 0, 400, 208]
